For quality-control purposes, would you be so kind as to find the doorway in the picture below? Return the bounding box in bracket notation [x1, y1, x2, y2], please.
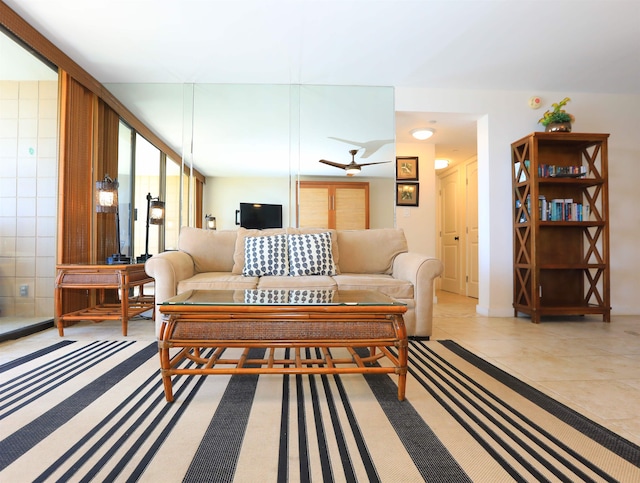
[395, 111, 479, 299]
[437, 157, 479, 298]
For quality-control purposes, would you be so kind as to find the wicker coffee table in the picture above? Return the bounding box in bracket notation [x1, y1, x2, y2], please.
[158, 289, 408, 402]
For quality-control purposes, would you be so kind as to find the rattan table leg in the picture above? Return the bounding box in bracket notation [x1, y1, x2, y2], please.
[159, 345, 174, 402]
[55, 284, 64, 336]
[397, 341, 408, 401]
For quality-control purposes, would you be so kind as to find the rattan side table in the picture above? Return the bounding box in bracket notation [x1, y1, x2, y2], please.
[55, 263, 154, 336]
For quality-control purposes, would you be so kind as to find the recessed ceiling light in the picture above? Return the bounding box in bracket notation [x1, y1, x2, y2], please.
[435, 159, 450, 169]
[411, 128, 435, 140]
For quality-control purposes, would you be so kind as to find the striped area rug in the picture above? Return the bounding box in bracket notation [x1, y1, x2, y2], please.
[1, 339, 639, 482]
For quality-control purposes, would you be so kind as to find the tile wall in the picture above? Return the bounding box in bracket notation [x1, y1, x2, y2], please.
[0, 80, 58, 317]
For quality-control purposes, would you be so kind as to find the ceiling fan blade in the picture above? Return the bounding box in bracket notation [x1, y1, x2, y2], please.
[319, 159, 348, 169]
[355, 160, 392, 167]
[328, 137, 394, 158]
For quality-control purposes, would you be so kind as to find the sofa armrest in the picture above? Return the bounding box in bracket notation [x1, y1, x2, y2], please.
[145, 250, 195, 308]
[392, 252, 444, 337]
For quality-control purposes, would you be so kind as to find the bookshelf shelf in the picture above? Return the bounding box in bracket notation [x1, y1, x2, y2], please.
[511, 132, 610, 323]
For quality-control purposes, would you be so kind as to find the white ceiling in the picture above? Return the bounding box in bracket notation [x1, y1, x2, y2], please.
[3, 0, 639, 174]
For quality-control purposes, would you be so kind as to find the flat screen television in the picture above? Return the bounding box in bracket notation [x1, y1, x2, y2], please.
[239, 202, 283, 229]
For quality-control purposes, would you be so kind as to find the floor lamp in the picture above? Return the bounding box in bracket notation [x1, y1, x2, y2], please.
[96, 175, 130, 264]
[137, 193, 165, 262]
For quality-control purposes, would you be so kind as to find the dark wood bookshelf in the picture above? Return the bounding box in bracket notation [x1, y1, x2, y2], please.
[511, 132, 610, 323]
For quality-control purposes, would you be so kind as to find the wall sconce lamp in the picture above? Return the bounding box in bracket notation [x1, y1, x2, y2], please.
[137, 193, 165, 262]
[205, 214, 217, 230]
[96, 174, 130, 264]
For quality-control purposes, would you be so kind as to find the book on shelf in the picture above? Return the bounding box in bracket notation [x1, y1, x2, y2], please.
[539, 195, 547, 221]
[538, 164, 587, 178]
[539, 196, 586, 221]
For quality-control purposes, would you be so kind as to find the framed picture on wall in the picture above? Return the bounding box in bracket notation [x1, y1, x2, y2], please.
[396, 156, 419, 181]
[396, 182, 419, 206]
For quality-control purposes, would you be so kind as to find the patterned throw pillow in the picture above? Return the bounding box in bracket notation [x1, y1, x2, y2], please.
[242, 234, 289, 276]
[288, 232, 337, 276]
[244, 289, 289, 304]
[289, 289, 335, 304]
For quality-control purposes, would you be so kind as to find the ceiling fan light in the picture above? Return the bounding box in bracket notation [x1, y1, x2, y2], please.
[411, 128, 435, 140]
[435, 158, 450, 169]
[345, 166, 361, 176]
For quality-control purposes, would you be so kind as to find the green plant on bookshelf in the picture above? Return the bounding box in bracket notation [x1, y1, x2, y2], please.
[538, 97, 574, 132]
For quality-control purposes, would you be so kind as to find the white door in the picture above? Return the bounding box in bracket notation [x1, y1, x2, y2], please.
[466, 161, 479, 298]
[440, 170, 460, 293]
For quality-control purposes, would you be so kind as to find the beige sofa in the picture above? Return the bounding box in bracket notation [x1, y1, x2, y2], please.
[145, 226, 443, 338]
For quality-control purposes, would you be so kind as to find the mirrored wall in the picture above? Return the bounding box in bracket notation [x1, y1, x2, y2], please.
[104, 83, 396, 231]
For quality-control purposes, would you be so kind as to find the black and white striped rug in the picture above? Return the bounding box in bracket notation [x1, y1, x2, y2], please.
[1, 339, 639, 482]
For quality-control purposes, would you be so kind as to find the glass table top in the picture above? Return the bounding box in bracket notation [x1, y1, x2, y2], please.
[161, 289, 404, 307]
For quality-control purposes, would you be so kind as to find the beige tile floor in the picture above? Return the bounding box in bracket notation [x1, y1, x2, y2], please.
[2, 292, 639, 447]
[433, 290, 640, 446]
[0, 317, 52, 334]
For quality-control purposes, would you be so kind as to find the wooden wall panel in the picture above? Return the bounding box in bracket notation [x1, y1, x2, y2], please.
[195, 178, 203, 228]
[95, 100, 120, 262]
[57, 71, 95, 313]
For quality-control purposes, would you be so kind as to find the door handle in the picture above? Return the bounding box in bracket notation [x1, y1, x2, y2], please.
[454, 236, 459, 241]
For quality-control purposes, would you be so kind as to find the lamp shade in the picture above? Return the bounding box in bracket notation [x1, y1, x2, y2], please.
[95, 175, 118, 213]
[149, 199, 165, 225]
[345, 166, 361, 176]
[411, 128, 435, 140]
[205, 214, 217, 230]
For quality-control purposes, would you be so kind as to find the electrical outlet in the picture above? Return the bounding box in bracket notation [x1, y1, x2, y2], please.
[20, 285, 28, 297]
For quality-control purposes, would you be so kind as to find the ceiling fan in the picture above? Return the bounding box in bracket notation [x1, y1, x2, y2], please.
[319, 149, 391, 176]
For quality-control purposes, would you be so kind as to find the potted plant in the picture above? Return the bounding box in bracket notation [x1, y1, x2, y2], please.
[538, 97, 574, 132]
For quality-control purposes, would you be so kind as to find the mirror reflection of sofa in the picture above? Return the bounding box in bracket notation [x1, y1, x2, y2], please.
[146, 227, 443, 338]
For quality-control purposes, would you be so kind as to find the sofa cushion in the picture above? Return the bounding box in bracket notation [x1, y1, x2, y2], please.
[288, 232, 337, 276]
[337, 228, 408, 274]
[258, 275, 337, 290]
[177, 272, 258, 293]
[178, 227, 237, 273]
[332, 273, 414, 299]
[232, 227, 288, 274]
[242, 234, 289, 276]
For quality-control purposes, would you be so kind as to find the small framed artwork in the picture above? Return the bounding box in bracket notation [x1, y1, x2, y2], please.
[396, 156, 419, 181]
[396, 182, 419, 207]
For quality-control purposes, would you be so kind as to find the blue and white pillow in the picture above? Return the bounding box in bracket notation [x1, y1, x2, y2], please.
[288, 232, 337, 276]
[242, 234, 289, 276]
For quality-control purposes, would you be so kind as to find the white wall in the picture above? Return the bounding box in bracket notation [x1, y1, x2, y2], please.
[395, 142, 437, 256]
[204, 176, 292, 231]
[396, 87, 640, 318]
